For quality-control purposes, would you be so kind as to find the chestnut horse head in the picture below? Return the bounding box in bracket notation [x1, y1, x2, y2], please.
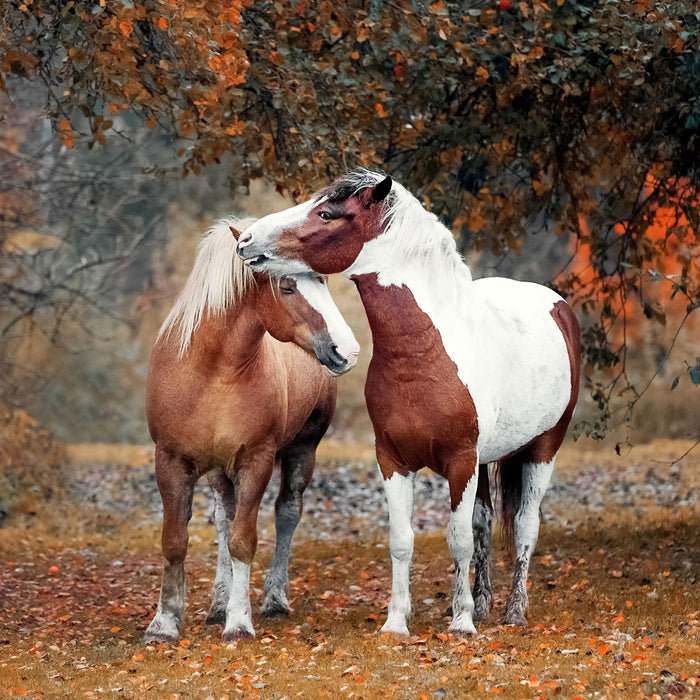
[236, 170, 395, 276]
[160, 217, 359, 375]
[255, 269, 359, 376]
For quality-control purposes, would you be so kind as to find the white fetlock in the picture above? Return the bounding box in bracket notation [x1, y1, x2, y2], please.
[143, 612, 180, 643]
[448, 613, 477, 638]
[381, 613, 410, 638]
[222, 615, 255, 642]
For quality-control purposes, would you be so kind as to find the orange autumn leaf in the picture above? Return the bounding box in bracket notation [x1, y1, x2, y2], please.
[119, 20, 133, 37]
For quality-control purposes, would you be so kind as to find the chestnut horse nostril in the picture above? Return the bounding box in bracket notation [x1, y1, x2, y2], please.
[330, 345, 348, 366]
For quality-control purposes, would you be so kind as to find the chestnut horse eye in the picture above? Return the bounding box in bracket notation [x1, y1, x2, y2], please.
[318, 210, 337, 221]
[279, 279, 297, 294]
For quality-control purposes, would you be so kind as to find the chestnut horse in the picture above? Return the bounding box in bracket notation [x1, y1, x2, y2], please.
[236, 171, 581, 637]
[144, 217, 359, 643]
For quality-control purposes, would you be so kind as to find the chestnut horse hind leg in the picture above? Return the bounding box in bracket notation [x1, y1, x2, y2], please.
[206, 470, 237, 627]
[222, 448, 276, 641]
[261, 440, 316, 617]
[471, 464, 494, 622]
[144, 446, 196, 643]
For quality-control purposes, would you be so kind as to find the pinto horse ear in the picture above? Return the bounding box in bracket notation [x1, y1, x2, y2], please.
[229, 225, 242, 240]
[370, 176, 392, 204]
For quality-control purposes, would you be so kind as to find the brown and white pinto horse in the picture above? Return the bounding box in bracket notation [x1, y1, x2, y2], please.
[237, 171, 581, 637]
[144, 217, 359, 643]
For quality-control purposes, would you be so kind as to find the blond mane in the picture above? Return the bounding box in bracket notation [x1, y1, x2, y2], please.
[158, 216, 258, 356]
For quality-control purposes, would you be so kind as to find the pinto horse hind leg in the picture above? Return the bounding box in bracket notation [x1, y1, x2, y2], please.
[261, 440, 315, 617]
[144, 446, 196, 643]
[378, 456, 416, 638]
[206, 470, 236, 626]
[503, 454, 555, 627]
[222, 451, 275, 642]
[446, 452, 479, 637]
[472, 463, 494, 622]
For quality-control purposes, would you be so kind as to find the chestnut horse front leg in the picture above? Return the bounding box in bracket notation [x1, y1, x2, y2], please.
[378, 450, 416, 638]
[144, 446, 196, 643]
[206, 470, 236, 626]
[222, 450, 275, 642]
[261, 441, 315, 617]
[446, 451, 479, 637]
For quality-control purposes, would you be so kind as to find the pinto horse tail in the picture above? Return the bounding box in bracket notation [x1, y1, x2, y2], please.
[494, 455, 522, 550]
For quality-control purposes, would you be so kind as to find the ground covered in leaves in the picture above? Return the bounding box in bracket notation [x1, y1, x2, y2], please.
[0, 439, 698, 699]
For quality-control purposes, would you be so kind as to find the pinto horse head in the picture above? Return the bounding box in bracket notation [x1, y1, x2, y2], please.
[236, 171, 393, 276]
[230, 225, 359, 376]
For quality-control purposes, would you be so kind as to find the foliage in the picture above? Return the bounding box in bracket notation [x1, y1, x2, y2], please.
[1, 0, 699, 434]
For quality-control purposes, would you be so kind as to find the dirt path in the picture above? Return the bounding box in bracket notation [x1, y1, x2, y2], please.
[0, 439, 698, 698]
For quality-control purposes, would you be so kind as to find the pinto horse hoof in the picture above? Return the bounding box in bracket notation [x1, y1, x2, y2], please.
[205, 609, 227, 626]
[222, 627, 255, 643]
[502, 612, 528, 627]
[473, 595, 492, 623]
[380, 623, 410, 640]
[448, 627, 476, 639]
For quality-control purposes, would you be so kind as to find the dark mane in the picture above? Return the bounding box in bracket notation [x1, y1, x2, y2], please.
[319, 169, 386, 203]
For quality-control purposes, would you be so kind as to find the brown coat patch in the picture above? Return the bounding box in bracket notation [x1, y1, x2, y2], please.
[353, 273, 479, 508]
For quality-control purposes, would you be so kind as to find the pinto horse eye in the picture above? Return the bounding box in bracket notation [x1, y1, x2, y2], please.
[318, 210, 337, 221]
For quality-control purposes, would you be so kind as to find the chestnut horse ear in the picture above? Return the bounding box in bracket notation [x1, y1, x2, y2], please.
[370, 176, 392, 204]
[229, 225, 242, 240]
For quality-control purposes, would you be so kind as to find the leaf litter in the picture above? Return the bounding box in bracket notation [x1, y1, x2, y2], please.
[0, 439, 698, 698]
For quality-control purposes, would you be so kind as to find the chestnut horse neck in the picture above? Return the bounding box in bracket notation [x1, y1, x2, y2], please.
[158, 217, 259, 357]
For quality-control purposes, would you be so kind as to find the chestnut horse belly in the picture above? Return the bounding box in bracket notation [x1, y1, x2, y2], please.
[147, 343, 331, 470]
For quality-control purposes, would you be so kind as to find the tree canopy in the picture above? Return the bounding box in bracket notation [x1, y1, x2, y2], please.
[2, 0, 699, 435]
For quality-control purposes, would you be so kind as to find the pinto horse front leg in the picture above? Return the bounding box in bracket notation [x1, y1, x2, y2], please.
[503, 458, 555, 626]
[472, 464, 494, 622]
[222, 454, 274, 642]
[379, 460, 416, 638]
[446, 453, 479, 637]
[144, 446, 196, 643]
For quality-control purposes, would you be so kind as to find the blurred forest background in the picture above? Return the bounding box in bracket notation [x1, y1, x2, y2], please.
[1, 0, 699, 448]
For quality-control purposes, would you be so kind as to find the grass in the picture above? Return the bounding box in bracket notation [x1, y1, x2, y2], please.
[0, 438, 698, 699]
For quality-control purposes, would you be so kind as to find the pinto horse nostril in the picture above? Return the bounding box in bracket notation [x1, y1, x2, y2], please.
[237, 231, 253, 248]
